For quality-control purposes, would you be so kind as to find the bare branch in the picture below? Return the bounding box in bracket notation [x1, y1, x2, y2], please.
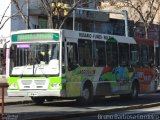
[41, 0, 52, 15]
[12, 0, 27, 23]
[59, 0, 82, 29]
[0, 12, 19, 30]
[99, 0, 160, 39]
[0, 2, 11, 25]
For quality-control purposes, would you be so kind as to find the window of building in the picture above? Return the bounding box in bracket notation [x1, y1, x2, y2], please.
[93, 41, 106, 66]
[39, 19, 47, 29]
[75, 22, 82, 31]
[78, 39, 93, 66]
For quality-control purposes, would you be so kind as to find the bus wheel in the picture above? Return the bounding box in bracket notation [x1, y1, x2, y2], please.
[46, 97, 54, 102]
[154, 81, 158, 92]
[77, 83, 93, 105]
[31, 97, 45, 105]
[120, 82, 139, 100]
[126, 82, 139, 99]
[131, 82, 139, 99]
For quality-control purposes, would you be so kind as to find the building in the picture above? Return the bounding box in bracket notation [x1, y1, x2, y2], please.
[98, 1, 160, 40]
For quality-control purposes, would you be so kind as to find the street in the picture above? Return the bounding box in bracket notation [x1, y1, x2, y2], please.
[64, 106, 160, 120]
[1, 93, 160, 120]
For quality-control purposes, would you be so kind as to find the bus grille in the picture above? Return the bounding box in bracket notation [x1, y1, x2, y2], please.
[21, 80, 32, 85]
[34, 80, 46, 85]
[19, 79, 49, 90]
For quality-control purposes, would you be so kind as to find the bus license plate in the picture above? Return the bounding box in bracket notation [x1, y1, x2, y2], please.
[28, 92, 38, 96]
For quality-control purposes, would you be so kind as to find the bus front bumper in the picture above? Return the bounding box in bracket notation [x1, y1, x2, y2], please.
[7, 90, 66, 97]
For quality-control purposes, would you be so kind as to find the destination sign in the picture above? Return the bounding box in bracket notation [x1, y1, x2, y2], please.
[79, 32, 110, 40]
[12, 33, 59, 42]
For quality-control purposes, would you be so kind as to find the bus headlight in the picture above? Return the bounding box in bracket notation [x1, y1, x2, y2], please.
[9, 84, 17, 89]
[62, 79, 66, 83]
[51, 84, 61, 89]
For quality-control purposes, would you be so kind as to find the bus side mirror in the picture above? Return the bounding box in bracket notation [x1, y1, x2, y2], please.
[3, 44, 6, 59]
[9, 44, 15, 59]
[3, 40, 10, 58]
[68, 63, 79, 71]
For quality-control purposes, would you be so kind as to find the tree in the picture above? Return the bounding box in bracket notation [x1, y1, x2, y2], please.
[12, 0, 29, 28]
[40, 0, 95, 29]
[99, 0, 160, 39]
[0, 0, 29, 30]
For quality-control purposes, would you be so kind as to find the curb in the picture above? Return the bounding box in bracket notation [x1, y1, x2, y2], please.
[2, 100, 33, 106]
[28, 102, 160, 120]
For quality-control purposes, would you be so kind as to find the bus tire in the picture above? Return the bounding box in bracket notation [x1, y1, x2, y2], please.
[46, 97, 54, 102]
[77, 82, 93, 105]
[31, 97, 45, 105]
[131, 81, 139, 99]
[120, 81, 139, 100]
[154, 81, 158, 92]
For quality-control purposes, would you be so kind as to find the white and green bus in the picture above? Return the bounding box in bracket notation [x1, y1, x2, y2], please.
[7, 29, 157, 104]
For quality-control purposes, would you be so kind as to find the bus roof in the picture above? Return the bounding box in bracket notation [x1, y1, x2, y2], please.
[63, 29, 136, 44]
[11, 29, 61, 35]
[11, 29, 136, 44]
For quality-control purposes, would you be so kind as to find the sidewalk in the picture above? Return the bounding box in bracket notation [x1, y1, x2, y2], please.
[0, 96, 32, 105]
[0, 88, 32, 105]
[0, 75, 32, 105]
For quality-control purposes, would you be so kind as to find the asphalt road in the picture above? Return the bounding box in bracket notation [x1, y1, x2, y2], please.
[64, 106, 160, 120]
[1, 92, 160, 120]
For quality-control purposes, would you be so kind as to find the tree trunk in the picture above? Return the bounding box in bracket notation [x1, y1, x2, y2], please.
[48, 14, 53, 29]
[144, 26, 149, 39]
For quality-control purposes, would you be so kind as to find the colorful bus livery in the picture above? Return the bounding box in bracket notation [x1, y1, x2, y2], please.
[7, 29, 157, 104]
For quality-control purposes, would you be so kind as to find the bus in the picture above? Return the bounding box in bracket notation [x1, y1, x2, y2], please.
[7, 29, 158, 104]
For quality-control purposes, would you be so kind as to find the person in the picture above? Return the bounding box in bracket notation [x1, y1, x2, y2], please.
[36, 51, 45, 64]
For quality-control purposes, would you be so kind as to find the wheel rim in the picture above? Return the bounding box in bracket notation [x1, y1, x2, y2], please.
[132, 85, 137, 97]
[82, 88, 90, 100]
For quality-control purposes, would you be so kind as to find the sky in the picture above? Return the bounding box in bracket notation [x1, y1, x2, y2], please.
[0, 0, 11, 39]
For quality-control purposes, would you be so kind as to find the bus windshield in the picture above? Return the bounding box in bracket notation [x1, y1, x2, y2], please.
[10, 43, 60, 76]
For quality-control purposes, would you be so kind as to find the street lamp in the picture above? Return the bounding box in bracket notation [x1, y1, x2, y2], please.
[0, 75, 9, 120]
[73, 0, 76, 31]
[159, 26, 160, 65]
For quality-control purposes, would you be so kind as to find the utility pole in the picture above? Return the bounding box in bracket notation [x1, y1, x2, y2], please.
[159, 26, 160, 65]
[73, 0, 75, 31]
[26, 0, 29, 29]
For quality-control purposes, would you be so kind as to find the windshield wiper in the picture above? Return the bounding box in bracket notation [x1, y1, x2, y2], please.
[19, 65, 28, 78]
[33, 58, 48, 78]
[35, 64, 48, 78]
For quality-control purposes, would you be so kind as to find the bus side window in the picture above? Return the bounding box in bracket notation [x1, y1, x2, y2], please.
[78, 39, 93, 66]
[93, 41, 106, 67]
[62, 42, 65, 73]
[130, 44, 139, 66]
[148, 46, 154, 66]
[140, 45, 149, 67]
[155, 47, 159, 66]
[67, 42, 78, 70]
[106, 42, 118, 67]
[118, 43, 129, 66]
